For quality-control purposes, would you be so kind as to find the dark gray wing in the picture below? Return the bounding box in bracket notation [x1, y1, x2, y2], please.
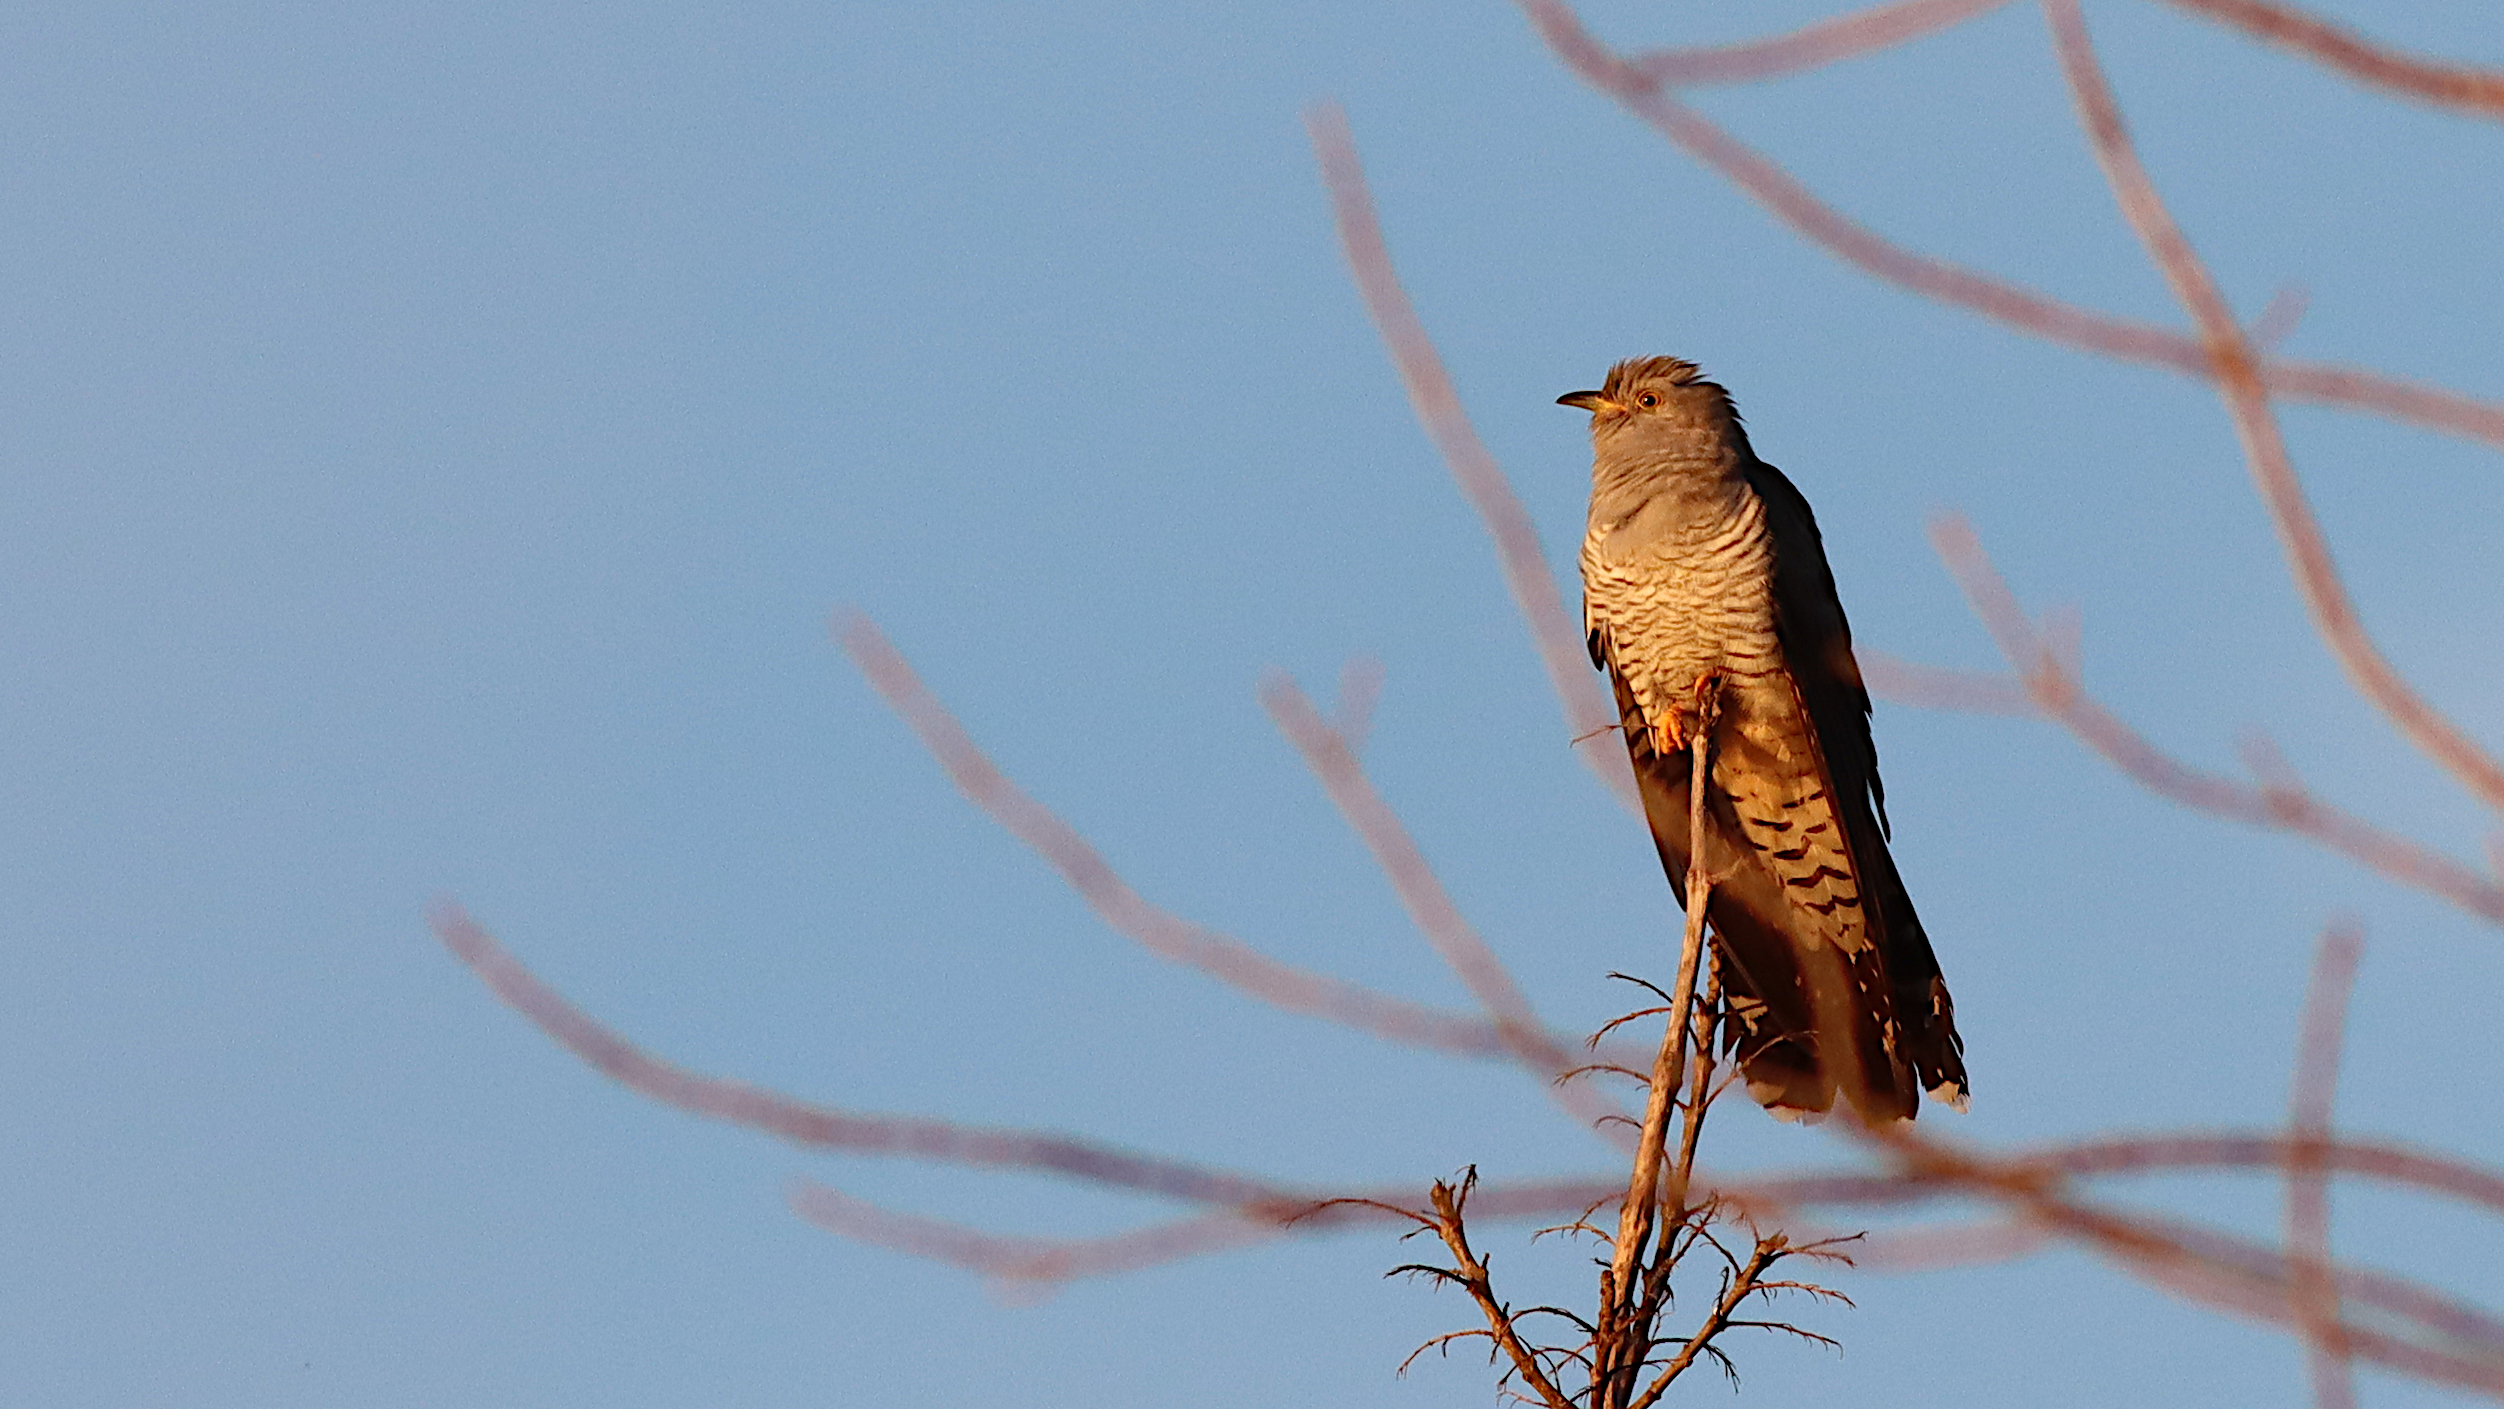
[1745, 459, 1968, 1110]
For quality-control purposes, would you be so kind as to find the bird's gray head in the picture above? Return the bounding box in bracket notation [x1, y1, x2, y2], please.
[1557, 356, 1751, 467]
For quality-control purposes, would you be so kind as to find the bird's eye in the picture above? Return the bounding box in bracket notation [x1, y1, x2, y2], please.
[1637, 392, 1659, 409]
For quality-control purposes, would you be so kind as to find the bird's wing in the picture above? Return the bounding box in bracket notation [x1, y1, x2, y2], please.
[1603, 647, 1914, 1120]
[1744, 460, 1968, 1110]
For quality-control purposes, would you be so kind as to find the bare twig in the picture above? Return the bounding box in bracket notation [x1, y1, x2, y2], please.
[761, 1116, 2504, 1390]
[428, 902, 1304, 1207]
[2253, 283, 2311, 350]
[1628, 1237, 1785, 1409]
[1666, 962, 1725, 1211]
[1302, 103, 1642, 812]
[1921, 516, 2504, 925]
[1851, 1217, 2050, 1270]
[1261, 672, 1635, 1142]
[1630, 0, 2013, 87]
[2160, 0, 2504, 120]
[1423, 1173, 1580, 1409]
[2289, 922, 2365, 1409]
[788, 1180, 1290, 1288]
[834, 610, 1596, 1060]
[2044, 0, 2504, 815]
[1336, 654, 1387, 754]
[1856, 649, 2035, 714]
[1514, 0, 2504, 452]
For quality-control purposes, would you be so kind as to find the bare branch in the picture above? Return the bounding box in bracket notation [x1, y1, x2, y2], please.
[1856, 649, 2035, 714]
[2289, 922, 2365, 1409]
[1336, 654, 1387, 755]
[1630, 0, 2013, 87]
[428, 902, 1303, 1206]
[1747, 1130, 2504, 1222]
[1920, 516, 2504, 925]
[833, 610, 1585, 1059]
[1850, 1217, 2050, 1271]
[1302, 102, 1642, 813]
[1513, 0, 2504, 452]
[1627, 1238, 1783, 1409]
[2160, 0, 2504, 120]
[788, 1181, 1299, 1289]
[1427, 1173, 1582, 1409]
[1260, 672, 1636, 1142]
[2253, 283, 2311, 350]
[2044, 0, 2504, 814]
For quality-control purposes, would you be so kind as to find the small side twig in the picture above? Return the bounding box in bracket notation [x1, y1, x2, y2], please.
[2289, 922, 2365, 1409]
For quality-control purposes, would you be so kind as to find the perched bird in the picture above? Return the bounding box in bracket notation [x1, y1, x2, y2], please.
[1562, 356, 1967, 1122]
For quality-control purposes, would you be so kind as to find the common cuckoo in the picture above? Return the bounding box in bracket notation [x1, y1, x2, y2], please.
[1562, 356, 1968, 1122]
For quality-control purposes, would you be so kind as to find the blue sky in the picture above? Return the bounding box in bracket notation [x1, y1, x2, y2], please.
[4, 1, 2501, 1405]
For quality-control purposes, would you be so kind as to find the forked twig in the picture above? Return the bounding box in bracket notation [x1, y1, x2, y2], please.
[1597, 682, 1723, 1404]
[1412, 1172, 1580, 1409]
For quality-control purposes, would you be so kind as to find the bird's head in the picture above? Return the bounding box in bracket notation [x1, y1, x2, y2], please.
[1557, 356, 1747, 463]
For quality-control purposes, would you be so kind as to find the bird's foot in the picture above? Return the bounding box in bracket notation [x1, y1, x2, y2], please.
[1652, 714, 1687, 757]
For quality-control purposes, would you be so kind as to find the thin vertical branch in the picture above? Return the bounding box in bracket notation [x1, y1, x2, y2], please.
[1303, 102, 1642, 813]
[2290, 922, 2365, 1409]
[1666, 961, 1724, 1212]
[1599, 683, 1721, 1405]
[2043, 0, 2504, 814]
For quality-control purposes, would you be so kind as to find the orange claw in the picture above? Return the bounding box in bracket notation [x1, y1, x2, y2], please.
[1651, 673, 1725, 758]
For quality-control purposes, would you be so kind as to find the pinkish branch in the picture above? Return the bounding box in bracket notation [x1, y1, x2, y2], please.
[1511, 0, 2504, 453]
[2288, 922, 2364, 1409]
[2160, 0, 2504, 120]
[2044, 0, 2504, 816]
[1919, 515, 2504, 925]
[1630, 0, 2013, 87]
[430, 902, 1304, 1208]
[1302, 103, 1641, 814]
[1261, 672, 1637, 1142]
[834, 610, 1597, 1061]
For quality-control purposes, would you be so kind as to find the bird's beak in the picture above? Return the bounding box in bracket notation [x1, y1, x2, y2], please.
[1557, 390, 1616, 413]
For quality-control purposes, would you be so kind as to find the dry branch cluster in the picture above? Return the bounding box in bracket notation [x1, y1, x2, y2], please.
[434, 1, 2504, 1403]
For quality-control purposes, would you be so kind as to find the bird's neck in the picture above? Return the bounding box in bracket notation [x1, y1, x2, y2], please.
[1588, 445, 1753, 538]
